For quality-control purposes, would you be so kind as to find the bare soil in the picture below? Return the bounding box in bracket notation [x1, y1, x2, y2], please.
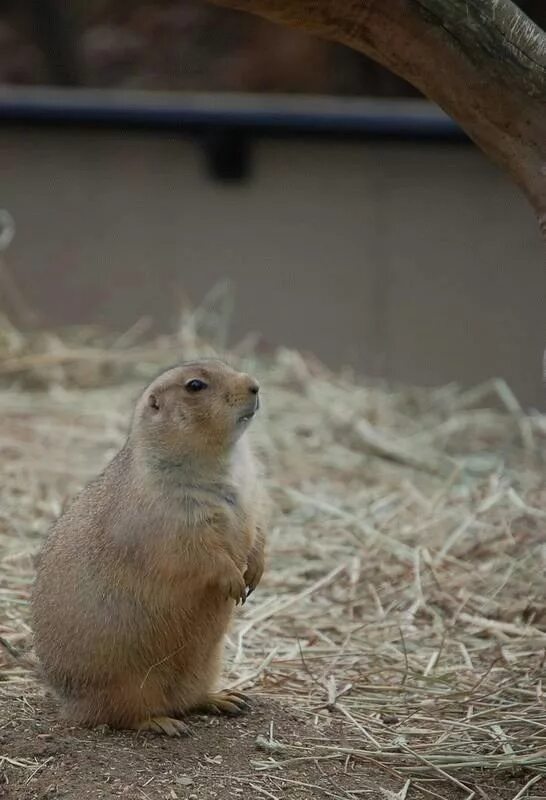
[1, 335, 546, 800]
[0, 689, 539, 800]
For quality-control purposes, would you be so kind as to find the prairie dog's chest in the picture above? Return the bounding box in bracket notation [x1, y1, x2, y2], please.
[133, 498, 250, 572]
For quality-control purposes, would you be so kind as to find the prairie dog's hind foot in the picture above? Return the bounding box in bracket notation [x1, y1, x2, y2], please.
[197, 690, 251, 716]
[136, 716, 191, 737]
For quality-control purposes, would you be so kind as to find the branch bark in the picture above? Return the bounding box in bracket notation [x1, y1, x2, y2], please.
[209, 0, 546, 234]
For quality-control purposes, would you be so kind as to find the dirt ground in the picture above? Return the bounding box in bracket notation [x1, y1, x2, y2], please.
[1, 339, 546, 800]
[1, 687, 542, 800]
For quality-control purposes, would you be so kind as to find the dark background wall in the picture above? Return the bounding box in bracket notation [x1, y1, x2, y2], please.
[0, 1, 544, 406]
[2, 126, 544, 407]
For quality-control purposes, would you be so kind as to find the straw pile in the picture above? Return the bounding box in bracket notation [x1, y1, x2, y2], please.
[1, 308, 545, 798]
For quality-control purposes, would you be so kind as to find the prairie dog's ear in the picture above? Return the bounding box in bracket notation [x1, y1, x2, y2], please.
[148, 393, 160, 411]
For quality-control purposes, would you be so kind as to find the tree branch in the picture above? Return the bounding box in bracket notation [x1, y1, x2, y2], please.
[209, 0, 546, 233]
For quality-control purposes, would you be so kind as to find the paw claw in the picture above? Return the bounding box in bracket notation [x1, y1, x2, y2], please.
[137, 716, 190, 737]
[199, 691, 252, 716]
[243, 559, 264, 598]
[220, 570, 247, 605]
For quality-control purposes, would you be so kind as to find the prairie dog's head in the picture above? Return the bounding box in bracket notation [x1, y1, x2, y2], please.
[131, 359, 260, 465]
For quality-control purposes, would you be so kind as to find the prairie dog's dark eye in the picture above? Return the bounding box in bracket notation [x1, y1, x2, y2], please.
[185, 378, 208, 392]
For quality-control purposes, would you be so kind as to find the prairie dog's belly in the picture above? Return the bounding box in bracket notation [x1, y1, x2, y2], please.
[36, 579, 233, 694]
[146, 592, 232, 669]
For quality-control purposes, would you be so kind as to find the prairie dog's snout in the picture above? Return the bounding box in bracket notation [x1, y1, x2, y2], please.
[242, 375, 260, 411]
[234, 373, 260, 401]
[247, 378, 260, 395]
[228, 374, 260, 423]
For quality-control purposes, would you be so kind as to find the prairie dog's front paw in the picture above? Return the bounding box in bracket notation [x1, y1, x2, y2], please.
[244, 558, 264, 597]
[219, 569, 247, 605]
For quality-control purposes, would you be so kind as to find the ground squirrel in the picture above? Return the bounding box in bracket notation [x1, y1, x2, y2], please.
[31, 359, 267, 737]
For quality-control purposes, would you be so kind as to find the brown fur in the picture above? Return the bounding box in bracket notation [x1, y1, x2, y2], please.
[31, 360, 268, 736]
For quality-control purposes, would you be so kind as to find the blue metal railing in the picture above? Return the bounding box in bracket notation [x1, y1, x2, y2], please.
[0, 87, 464, 138]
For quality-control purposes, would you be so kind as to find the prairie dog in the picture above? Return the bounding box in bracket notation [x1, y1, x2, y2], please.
[31, 360, 267, 736]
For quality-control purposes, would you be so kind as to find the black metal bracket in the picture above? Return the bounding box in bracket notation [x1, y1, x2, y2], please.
[199, 127, 252, 183]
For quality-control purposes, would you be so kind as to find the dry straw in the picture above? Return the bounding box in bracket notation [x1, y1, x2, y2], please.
[0, 299, 545, 797]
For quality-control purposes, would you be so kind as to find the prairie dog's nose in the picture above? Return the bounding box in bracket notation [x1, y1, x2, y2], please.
[248, 379, 260, 395]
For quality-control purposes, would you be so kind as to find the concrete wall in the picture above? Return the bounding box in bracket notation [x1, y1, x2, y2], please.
[1, 126, 544, 407]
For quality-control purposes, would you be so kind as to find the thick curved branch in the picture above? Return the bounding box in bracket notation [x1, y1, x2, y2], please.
[209, 0, 546, 232]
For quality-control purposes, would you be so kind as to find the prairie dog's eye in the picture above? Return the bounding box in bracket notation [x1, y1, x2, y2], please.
[185, 378, 208, 392]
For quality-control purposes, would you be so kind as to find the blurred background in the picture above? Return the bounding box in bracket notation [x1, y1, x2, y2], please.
[0, 0, 544, 407]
